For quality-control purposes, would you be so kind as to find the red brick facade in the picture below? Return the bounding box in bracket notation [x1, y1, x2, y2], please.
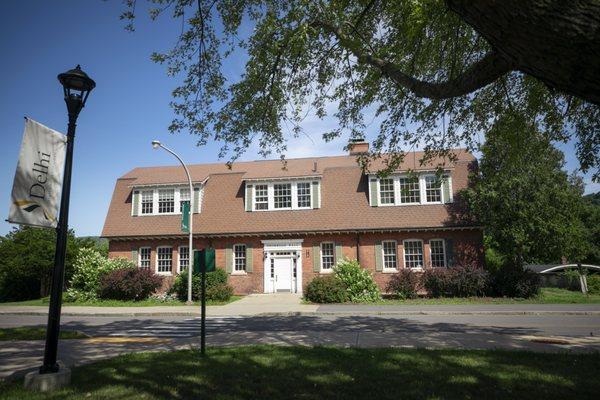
[108, 229, 483, 295]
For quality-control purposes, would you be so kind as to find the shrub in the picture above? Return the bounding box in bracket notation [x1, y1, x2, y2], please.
[386, 269, 421, 299]
[447, 264, 489, 297]
[305, 275, 348, 303]
[206, 284, 234, 302]
[171, 269, 233, 301]
[423, 264, 489, 297]
[98, 268, 163, 301]
[422, 268, 452, 297]
[587, 274, 600, 295]
[68, 248, 135, 301]
[492, 265, 541, 298]
[333, 259, 381, 302]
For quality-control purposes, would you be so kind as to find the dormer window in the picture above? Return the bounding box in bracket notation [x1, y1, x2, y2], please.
[372, 173, 451, 207]
[247, 179, 319, 211]
[274, 183, 292, 209]
[158, 189, 175, 213]
[141, 190, 154, 214]
[254, 184, 268, 210]
[132, 186, 201, 216]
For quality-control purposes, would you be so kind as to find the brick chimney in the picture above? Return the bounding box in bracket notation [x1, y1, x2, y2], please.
[348, 138, 369, 155]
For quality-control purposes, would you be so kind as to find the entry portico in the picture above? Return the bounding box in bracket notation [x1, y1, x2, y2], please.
[262, 239, 303, 294]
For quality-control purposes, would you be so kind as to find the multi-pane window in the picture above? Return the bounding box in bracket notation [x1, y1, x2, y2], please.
[425, 176, 442, 203]
[157, 247, 173, 274]
[399, 177, 421, 203]
[297, 182, 312, 208]
[321, 242, 335, 270]
[141, 190, 153, 214]
[233, 244, 246, 272]
[254, 184, 268, 210]
[178, 246, 189, 273]
[379, 178, 395, 205]
[139, 247, 151, 269]
[382, 241, 397, 270]
[179, 188, 190, 212]
[158, 189, 175, 213]
[273, 183, 292, 209]
[430, 239, 446, 268]
[404, 240, 424, 269]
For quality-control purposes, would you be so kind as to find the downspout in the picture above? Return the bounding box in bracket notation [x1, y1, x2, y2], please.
[356, 234, 360, 264]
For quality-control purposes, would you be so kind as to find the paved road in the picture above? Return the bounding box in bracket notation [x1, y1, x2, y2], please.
[2, 313, 599, 338]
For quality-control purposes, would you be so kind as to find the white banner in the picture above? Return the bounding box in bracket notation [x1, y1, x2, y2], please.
[7, 118, 66, 228]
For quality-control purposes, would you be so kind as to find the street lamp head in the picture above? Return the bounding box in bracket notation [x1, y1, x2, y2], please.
[151, 140, 161, 149]
[58, 65, 96, 116]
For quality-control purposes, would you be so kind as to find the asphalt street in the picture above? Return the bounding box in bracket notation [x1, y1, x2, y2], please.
[2, 313, 599, 338]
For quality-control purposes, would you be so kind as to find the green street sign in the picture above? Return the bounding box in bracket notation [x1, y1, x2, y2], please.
[194, 249, 216, 273]
[181, 201, 190, 232]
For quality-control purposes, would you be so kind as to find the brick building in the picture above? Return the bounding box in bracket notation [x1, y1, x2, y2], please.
[101, 143, 483, 295]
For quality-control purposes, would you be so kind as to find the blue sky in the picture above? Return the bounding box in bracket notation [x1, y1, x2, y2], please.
[1, 1, 597, 237]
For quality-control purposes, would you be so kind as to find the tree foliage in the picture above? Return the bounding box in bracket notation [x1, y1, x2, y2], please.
[463, 114, 589, 265]
[0, 227, 93, 302]
[121, 0, 599, 179]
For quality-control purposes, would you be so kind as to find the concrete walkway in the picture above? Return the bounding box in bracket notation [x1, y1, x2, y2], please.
[0, 294, 318, 317]
[1, 297, 599, 317]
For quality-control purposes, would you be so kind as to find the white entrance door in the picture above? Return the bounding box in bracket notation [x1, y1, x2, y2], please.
[274, 257, 293, 292]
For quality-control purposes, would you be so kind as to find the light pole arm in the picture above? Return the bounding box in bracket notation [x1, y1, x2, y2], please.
[157, 144, 194, 304]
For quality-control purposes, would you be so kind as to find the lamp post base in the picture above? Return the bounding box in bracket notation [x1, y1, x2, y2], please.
[24, 367, 71, 392]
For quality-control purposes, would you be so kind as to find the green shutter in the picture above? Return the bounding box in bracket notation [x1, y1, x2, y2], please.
[375, 241, 383, 271]
[246, 245, 253, 273]
[369, 178, 378, 207]
[132, 190, 140, 216]
[443, 176, 452, 203]
[193, 188, 201, 213]
[245, 184, 253, 211]
[312, 245, 320, 272]
[335, 243, 343, 264]
[131, 248, 138, 267]
[446, 239, 454, 267]
[311, 181, 320, 208]
[225, 244, 233, 273]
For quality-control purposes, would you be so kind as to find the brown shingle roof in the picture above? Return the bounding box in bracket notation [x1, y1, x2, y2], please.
[101, 150, 477, 238]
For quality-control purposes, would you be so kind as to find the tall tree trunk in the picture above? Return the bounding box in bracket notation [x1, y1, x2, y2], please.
[447, 0, 600, 105]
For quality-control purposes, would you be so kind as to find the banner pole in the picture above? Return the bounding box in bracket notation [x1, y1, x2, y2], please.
[39, 112, 77, 374]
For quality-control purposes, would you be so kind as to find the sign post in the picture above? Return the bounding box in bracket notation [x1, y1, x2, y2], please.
[194, 249, 215, 356]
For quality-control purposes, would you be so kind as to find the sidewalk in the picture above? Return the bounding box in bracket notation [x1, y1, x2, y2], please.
[0, 295, 599, 317]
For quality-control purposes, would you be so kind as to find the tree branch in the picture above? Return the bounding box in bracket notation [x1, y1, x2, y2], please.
[314, 19, 514, 99]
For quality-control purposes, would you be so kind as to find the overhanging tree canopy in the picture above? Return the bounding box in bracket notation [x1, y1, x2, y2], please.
[121, 0, 600, 179]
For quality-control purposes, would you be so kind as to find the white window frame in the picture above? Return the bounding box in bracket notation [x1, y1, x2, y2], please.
[178, 245, 190, 273]
[374, 173, 451, 206]
[232, 243, 247, 274]
[134, 186, 200, 216]
[139, 247, 151, 269]
[156, 246, 173, 275]
[296, 182, 312, 209]
[429, 239, 446, 268]
[398, 176, 421, 205]
[422, 175, 443, 204]
[251, 180, 316, 211]
[378, 178, 396, 206]
[403, 239, 424, 270]
[382, 240, 398, 271]
[320, 242, 335, 273]
[140, 190, 154, 215]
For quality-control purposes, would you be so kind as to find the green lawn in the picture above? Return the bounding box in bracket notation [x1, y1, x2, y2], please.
[0, 296, 242, 307]
[305, 288, 600, 305]
[1, 346, 599, 399]
[0, 327, 87, 341]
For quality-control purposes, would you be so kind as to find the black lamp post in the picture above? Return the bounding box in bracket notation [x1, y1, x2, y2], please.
[39, 65, 95, 374]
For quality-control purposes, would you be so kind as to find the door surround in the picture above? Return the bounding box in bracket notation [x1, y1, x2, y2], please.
[262, 239, 303, 294]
